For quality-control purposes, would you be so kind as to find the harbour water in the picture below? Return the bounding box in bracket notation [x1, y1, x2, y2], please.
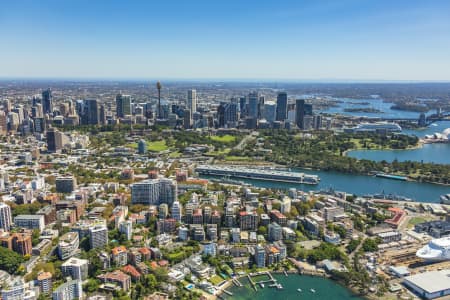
[202, 167, 450, 203]
[320, 97, 428, 119]
[223, 274, 363, 300]
[347, 143, 450, 164]
[347, 121, 450, 164]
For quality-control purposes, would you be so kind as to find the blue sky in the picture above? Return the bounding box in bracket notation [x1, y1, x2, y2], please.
[1, 0, 450, 80]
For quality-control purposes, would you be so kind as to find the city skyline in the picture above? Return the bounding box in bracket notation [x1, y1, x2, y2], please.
[1, 0, 450, 81]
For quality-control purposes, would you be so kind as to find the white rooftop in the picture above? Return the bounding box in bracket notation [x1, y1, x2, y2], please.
[404, 270, 450, 293]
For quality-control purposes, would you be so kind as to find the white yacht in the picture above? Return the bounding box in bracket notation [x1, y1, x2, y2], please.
[416, 236, 450, 261]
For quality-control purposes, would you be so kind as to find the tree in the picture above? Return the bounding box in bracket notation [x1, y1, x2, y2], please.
[0, 247, 24, 274]
[257, 226, 267, 235]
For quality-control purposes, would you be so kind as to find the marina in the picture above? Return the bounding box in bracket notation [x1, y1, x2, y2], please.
[223, 273, 364, 300]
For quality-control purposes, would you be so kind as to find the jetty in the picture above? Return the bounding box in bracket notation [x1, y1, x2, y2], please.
[247, 271, 279, 291]
[222, 289, 233, 296]
[232, 278, 243, 287]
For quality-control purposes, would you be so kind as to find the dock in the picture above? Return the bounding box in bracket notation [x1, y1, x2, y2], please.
[232, 278, 243, 287]
[222, 289, 233, 296]
[246, 271, 279, 291]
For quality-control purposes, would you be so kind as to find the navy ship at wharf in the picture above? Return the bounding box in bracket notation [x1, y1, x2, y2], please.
[195, 165, 320, 184]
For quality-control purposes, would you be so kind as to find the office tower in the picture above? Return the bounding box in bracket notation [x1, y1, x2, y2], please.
[313, 115, 322, 130]
[116, 94, 131, 118]
[418, 113, 427, 127]
[89, 225, 108, 249]
[7, 112, 19, 131]
[187, 89, 197, 114]
[138, 139, 147, 154]
[247, 92, 259, 118]
[156, 81, 162, 119]
[239, 97, 246, 116]
[263, 101, 276, 123]
[131, 178, 177, 206]
[42, 88, 53, 114]
[171, 201, 182, 222]
[61, 258, 89, 280]
[55, 176, 77, 193]
[217, 102, 238, 128]
[276, 92, 288, 121]
[99, 104, 107, 125]
[46, 127, 62, 152]
[295, 99, 313, 129]
[0, 111, 6, 135]
[0, 202, 12, 231]
[80, 99, 99, 125]
[184, 109, 192, 129]
[52, 279, 83, 300]
[303, 115, 314, 130]
[119, 221, 133, 240]
[32, 103, 44, 118]
[34, 117, 46, 133]
[268, 222, 283, 242]
[255, 245, 266, 268]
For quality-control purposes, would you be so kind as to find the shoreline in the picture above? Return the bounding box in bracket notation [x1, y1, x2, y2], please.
[215, 271, 372, 300]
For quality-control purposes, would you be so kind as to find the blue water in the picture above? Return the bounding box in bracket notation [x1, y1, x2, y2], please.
[224, 274, 363, 300]
[320, 97, 427, 119]
[347, 121, 450, 164]
[347, 143, 450, 164]
[203, 167, 450, 203]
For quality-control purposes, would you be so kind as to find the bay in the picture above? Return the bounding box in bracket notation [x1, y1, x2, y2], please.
[223, 274, 363, 300]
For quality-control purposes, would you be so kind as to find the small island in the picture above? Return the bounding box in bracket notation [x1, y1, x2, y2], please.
[343, 108, 383, 113]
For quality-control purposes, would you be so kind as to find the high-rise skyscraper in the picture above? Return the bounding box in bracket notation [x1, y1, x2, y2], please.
[46, 127, 62, 153]
[247, 92, 259, 118]
[116, 94, 131, 118]
[184, 109, 192, 129]
[42, 88, 53, 114]
[263, 101, 277, 123]
[295, 99, 313, 129]
[79, 99, 99, 125]
[156, 81, 162, 119]
[187, 89, 197, 114]
[276, 92, 288, 121]
[217, 102, 238, 128]
[0, 202, 12, 231]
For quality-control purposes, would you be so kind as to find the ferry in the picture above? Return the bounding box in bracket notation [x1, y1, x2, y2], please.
[375, 173, 408, 181]
[440, 194, 450, 205]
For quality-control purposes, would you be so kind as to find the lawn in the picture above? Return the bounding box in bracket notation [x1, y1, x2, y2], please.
[224, 156, 252, 161]
[128, 140, 169, 152]
[209, 275, 224, 285]
[408, 216, 434, 228]
[210, 135, 236, 143]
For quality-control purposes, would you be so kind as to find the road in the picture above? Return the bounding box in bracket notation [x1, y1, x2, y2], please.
[234, 131, 258, 151]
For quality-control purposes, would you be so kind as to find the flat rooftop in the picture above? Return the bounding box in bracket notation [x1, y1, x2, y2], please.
[404, 270, 450, 294]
